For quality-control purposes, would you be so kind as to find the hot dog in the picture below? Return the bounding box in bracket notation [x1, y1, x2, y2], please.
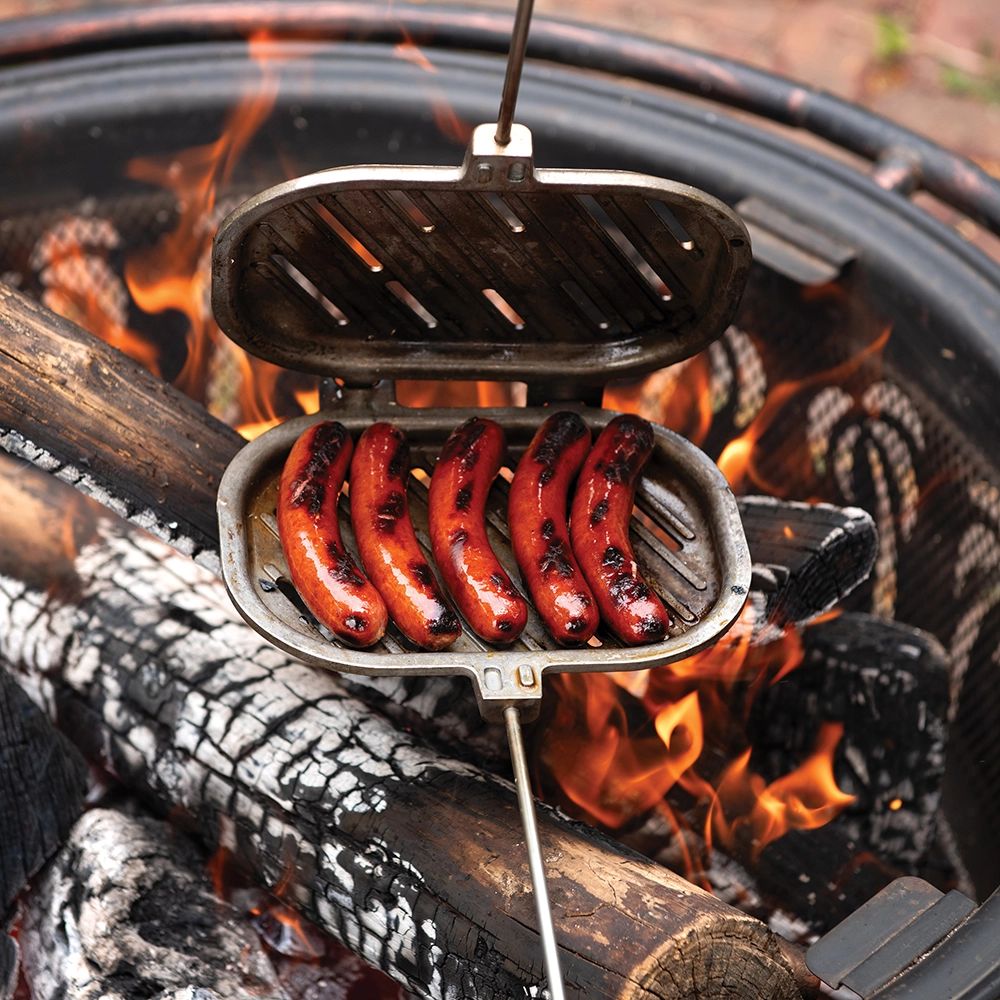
[429, 417, 528, 643]
[277, 420, 388, 648]
[350, 423, 462, 650]
[508, 411, 599, 645]
[570, 414, 670, 645]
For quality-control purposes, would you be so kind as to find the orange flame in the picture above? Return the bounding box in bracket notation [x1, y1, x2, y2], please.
[124, 32, 282, 407]
[718, 327, 891, 492]
[544, 673, 703, 828]
[713, 722, 855, 859]
[604, 352, 714, 446]
[539, 607, 847, 879]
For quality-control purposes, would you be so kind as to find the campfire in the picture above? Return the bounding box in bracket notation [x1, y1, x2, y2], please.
[1, 5, 998, 1000]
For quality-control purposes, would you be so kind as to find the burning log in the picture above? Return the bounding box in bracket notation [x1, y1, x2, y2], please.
[0, 468, 802, 1000]
[751, 612, 950, 872]
[0, 667, 87, 920]
[19, 808, 291, 1000]
[738, 497, 877, 631]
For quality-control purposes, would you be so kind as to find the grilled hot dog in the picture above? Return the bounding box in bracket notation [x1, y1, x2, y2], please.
[570, 414, 670, 645]
[278, 420, 388, 648]
[350, 423, 461, 650]
[429, 417, 528, 643]
[508, 411, 599, 645]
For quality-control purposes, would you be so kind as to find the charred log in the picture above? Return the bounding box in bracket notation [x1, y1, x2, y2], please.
[20, 808, 291, 1000]
[738, 497, 877, 630]
[0, 662, 87, 917]
[0, 510, 801, 1000]
[748, 613, 949, 873]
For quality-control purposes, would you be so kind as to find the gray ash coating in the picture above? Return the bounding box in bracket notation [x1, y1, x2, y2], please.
[540, 539, 575, 578]
[289, 421, 349, 516]
[455, 485, 473, 511]
[324, 541, 367, 589]
[376, 490, 406, 534]
[440, 417, 492, 472]
[594, 414, 654, 486]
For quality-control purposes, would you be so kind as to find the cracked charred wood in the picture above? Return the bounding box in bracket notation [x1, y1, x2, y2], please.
[20, 808, 292, 1000]
[0, 509, 802, 1000]
[748, 613, 949, 874]
[20, 807, 299, 1000]
[738, 497, 876, 630]
[0, 657, 87, 919]
[0, 281, 240, 571]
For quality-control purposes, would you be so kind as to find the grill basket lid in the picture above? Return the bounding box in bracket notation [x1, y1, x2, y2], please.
[211, 124, 751, 385]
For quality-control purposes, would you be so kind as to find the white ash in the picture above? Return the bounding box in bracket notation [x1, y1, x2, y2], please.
[20, 808, 289, 1000]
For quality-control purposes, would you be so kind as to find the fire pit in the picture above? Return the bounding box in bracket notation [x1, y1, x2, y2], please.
[1, 3, 999, 999]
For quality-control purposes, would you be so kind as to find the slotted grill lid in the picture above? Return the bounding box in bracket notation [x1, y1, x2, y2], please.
[212, 124, 751, 384]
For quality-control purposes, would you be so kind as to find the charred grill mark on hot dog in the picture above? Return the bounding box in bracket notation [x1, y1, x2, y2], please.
[278, 421, 388, 648]
[287, 421, 349, 516]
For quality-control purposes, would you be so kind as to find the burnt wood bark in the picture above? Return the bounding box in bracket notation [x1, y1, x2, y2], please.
[738, 497, 877, 629]
[20, 808, 291, 1000]
[0, 505, 801, 1000]
[0, 662, 87, 918]
[748, 613, 950, 873]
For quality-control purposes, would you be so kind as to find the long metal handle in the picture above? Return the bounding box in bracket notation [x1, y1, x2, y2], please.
[504, 705, 566, 1000]
[494, 0, 536, 145]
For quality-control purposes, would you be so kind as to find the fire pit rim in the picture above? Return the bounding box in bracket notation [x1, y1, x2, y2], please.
[0, 0, 997, 239]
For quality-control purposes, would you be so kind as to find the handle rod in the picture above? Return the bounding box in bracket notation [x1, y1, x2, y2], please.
[494, 0, 535, 145]
[504, 705, 566, 1000]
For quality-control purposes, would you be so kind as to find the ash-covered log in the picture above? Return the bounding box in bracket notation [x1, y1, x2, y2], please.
[0, 484, 801, 1000]
[738, 496, 877, 630]
[0, 668, 87, 919]
[20, 808, 290, 1000]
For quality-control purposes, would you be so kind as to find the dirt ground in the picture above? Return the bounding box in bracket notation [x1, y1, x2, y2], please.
[2, 0, 999, 257]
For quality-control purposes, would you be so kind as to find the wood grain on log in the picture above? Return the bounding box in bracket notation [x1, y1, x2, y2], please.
[20, 808, 290, 1000]
[0, 510, 801, 1000]
[0, 282, 241, 571]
